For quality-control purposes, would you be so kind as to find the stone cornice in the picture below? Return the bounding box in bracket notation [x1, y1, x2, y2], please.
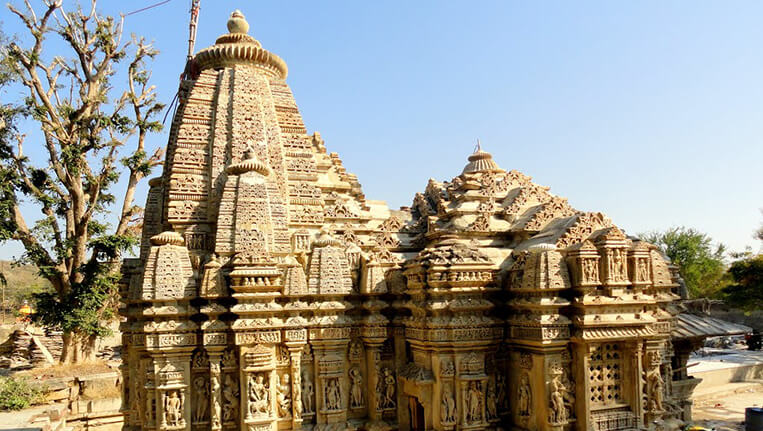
[194, 43, 288, 78]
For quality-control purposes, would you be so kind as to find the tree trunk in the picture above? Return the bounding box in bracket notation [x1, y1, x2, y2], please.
[60, 331, 74, 364]
[81, 334, 98, 362]
[60, 331, 97, 363]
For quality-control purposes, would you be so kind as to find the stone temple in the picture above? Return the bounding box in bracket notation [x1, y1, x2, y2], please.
[120, 10, 738, 431]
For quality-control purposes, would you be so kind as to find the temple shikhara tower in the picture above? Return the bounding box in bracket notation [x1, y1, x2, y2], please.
[121, 11, 727, 431]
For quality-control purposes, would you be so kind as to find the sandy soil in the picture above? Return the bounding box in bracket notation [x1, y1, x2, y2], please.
[692, 384, 763, 430]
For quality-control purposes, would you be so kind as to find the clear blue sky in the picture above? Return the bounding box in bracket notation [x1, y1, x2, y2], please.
[2, 0, 762, 260]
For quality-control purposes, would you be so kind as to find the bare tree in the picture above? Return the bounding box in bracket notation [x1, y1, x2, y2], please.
[0, 0, 164, 363]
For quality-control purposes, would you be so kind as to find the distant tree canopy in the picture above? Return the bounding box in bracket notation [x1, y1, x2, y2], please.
[0, 0, 164, 362]
[723, 254, 763, 311]
[640, 227, 728, 299]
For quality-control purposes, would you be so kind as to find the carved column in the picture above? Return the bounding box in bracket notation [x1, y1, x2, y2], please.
[363, 342, 384, 422]
[631, 342, 645, 428]
[643, 342, 664, 426]
[285, 335, 307, 431]
[572, 343, 591, 431]
[208, 351, 224, 431]
[543, 351, 573, 431]
[392, 326, 408, 430]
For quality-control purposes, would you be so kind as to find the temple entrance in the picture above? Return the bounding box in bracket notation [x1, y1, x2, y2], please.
[408, 397, 425, 431]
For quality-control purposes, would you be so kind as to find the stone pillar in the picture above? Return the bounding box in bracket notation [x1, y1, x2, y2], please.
[286, 341, 306, 430]
[545, 352, 570, 431]
[572, 343, 591, 431]
[209, 351, 223, 431]
[363, 342, 384, 422]
[643, 341, 665, 426]
[631, 342, 645, 428]
[393, 326, 409, 431]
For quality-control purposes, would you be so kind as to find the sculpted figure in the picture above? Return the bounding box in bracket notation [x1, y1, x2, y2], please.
[302, 372, 314, 413]
[221, 349, 236, 368]
[211, 372, 221, 428]
[349, 368, 364, 408]
[441, 360, 455, 376]
[293, 381, 303, 417]
[247, 375, 258, 417]
[619, 250, 627, 279]
[277, 374, 292, 417]
[440, 384, 456, 424]
[518, 373, 531, 417]
[193, 376, 209, 422]
[248, 374, 270, 416]
[496, 374, 507, 410]
[165, 390, 182, 426]
[145, 390, 154, 423]
[638, 259, 649, 281]
[349, 341, 362, 361]
[132, 384, 143, 422]
[583, 259, 597, 283]
[561, 372, 575, 416]
[486, 381, 497, 420]
[466, 382, 482, 423]
[549, 375, 567, 424]
[223, 374, 238, 421]
[325, 378, 340, 410]
[193, 351, 208, 369]
[383, 368, 396, 409]
[611, 251, 620, 281]
[647, 368, 665, 411]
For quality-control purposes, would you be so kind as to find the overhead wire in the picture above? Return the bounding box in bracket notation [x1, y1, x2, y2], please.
[123, 0, 192, 125]
[124, 0, 174, 17]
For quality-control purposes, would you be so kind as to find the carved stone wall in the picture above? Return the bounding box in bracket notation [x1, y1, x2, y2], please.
[121, 10, 701, 431]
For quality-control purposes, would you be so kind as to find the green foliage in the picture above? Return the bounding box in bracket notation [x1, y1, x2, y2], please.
[640, 227, 728, 298]
[0, 376, 46, 411]
[723, 254, 763, 311]
[32, 233, 136, 337]
[0, 2, 165, 360]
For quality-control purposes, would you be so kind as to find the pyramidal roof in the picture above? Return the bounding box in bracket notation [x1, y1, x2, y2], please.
[141, 9, 647, 263]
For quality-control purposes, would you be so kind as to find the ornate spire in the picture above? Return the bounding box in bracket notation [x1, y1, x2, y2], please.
[193, 10, 288, 78]
[462, 141, 503, 174]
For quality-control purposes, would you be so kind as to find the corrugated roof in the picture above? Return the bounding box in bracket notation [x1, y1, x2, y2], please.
[672, 313, 752, 339]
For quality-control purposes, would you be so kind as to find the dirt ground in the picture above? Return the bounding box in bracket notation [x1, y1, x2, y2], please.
[692, 385, 763, 431]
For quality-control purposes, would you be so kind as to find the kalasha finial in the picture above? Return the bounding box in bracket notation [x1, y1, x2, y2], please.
[227, 10, 250, 34]
[462, 139, 504, 174]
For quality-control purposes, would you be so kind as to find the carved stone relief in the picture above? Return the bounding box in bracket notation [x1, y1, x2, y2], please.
[122, 10, 706, 431]
[247, 373, 271, 418]
[441, 383, 456, 424]
[301, 371, 315, 414]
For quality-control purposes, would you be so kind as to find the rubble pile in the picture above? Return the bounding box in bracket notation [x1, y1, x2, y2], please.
[0, 328, 58, 369]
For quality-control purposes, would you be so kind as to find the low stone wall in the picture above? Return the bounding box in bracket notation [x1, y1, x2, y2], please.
[37, 371, 123, 431]
[690, 350, 763, 394]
